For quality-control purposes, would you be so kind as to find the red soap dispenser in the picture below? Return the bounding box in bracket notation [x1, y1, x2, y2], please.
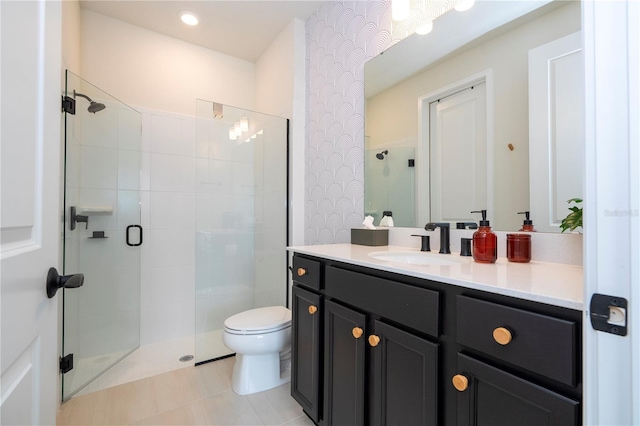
[471, 210, 497, 263]
[518, 211, 537, 232]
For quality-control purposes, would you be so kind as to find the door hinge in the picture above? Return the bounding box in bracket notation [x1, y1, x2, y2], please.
[590, 293, 628, 336]
[62, 96, 76, 115]
[60, 354, 74, 374]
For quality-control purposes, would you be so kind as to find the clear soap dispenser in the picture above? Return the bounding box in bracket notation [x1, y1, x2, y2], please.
[470, 210, 497, 263]
[518, 211, 537, 232]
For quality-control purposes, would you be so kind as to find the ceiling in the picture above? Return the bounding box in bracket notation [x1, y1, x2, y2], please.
[80, 0, 325, 62]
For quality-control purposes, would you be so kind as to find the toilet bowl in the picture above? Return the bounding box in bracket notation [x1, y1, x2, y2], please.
[222, 306, 292, 395]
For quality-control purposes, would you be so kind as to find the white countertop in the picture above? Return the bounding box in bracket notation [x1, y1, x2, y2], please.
[288, 244, 584, 311]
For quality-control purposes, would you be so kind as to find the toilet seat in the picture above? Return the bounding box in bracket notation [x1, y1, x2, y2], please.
[224, 306, 291, 335]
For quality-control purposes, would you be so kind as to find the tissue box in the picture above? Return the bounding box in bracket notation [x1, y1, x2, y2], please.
[351, 228, 389, 246]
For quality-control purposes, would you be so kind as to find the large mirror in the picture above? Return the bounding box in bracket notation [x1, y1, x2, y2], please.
[364, 0, 583, 232]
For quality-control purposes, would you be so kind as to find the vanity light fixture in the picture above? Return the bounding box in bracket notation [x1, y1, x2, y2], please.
[179, 11, 199, 26]
[454, 0, 475, 12]
[234, 121, 241, 135]
[240, 116, 249, 132]
[229, 126, 237, 140]
[415, 20, 434, 35]
[392, 0, 410, 21]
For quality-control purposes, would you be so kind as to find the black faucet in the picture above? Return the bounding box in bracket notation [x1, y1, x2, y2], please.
[411, 234, 431, 252]
[425, 222, 451, 254]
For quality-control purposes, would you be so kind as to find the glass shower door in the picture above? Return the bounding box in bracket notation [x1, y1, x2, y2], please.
[194, 100, 288, 363]
[61, 71, 142, 400]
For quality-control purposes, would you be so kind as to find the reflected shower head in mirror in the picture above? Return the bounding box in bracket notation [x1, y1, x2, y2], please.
[73, 90, 106, 113]
[376, 150, 388, 160]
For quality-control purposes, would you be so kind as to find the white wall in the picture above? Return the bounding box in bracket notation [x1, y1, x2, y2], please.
[257, 19, 295, 117]
[80, 9, 256, 117]
[256, 18, 306, 248]
[61, 0, 81, 74]
[366, 2, 580, 231]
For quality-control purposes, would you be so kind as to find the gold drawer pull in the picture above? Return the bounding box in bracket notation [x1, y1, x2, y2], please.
[352, 327, 363, 339]
[297, 268, 307, 277]
[493, 327, 513, 345]
[452, 374, 469, 392]
[308, 305, 318, 315]
[368, 335, 381, 347]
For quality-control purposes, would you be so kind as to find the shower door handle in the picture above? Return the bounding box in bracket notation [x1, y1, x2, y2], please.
[126, 225, 143, 247]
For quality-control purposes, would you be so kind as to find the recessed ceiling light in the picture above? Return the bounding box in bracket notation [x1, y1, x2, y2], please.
[179, 11, 199, 26]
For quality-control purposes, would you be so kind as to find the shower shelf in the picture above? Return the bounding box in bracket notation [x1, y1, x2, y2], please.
[88, 231, 108, 239]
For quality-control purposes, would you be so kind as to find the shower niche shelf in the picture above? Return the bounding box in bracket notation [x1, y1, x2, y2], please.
[88, 231, 108, 239]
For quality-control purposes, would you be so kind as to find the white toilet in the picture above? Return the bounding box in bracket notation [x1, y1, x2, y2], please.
[222, 306, 292, 395]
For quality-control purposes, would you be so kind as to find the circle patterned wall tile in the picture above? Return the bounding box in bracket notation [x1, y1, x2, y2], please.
[305, 0, 393, 244]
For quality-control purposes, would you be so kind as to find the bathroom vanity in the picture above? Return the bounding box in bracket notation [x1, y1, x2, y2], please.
[288, 244, 583, 426]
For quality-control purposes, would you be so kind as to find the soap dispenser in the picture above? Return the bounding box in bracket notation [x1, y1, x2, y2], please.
[518, 211, 537, 232]
[470, 210, 497, 263]
[379, 211, 394, 227]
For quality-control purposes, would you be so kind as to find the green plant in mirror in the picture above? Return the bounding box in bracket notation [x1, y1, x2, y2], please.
[560, 198, 583, 233]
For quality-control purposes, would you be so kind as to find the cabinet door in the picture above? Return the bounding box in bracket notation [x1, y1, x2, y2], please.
[324, 300, 367, 426]
[370, 320, 439, 426]
[454, 354, 579, 426]
[291, 285, 322, 423]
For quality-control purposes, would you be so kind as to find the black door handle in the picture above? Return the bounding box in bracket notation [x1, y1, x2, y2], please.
[46, 267, 84, 298]
[126, 225, 143, 247]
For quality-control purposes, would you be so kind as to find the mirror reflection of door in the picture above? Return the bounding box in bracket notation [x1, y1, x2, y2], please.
[428, 82, 487, 223]
[529, 32, 584, 233]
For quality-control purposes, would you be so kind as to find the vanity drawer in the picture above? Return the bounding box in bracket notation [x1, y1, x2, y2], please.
[456, 295, 578, 387]
[292, 256, 322, 291]
[325, 266, 439, 337]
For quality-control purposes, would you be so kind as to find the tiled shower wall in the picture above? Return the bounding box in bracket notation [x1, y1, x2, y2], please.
[140, 106, 287, 349]
[304, 0, 393, 244]
[139, 107, 197, 347]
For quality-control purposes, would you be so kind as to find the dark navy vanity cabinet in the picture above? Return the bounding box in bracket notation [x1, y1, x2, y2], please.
[290, 253, 582, 426]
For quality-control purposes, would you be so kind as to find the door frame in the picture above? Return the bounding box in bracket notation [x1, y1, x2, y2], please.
[582, 1, 639, 424]
[416, 69, 494, 226]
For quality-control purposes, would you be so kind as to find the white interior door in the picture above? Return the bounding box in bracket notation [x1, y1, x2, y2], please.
[528, 32, 584, 233]
[429, 83, 487, 223]
[1, 1, 62, 424]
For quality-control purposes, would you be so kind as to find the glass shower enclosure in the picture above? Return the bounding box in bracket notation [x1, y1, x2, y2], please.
[195, 100, 288, 363]
[61, 71, 142, 400]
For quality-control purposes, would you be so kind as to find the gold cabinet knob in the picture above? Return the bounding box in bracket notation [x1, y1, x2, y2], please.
[452, 374, 469, 392]
[297, 268, 307, 277]
[352, 327, 363, 339]
[308, 305, 318, 315]
[493, 327, 513, 345]
[368, 335, 381, 347]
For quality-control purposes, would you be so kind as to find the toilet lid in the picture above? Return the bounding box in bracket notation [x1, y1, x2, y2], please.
[224, 306, 291, 333]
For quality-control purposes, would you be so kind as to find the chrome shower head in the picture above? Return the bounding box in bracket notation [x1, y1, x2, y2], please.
[376, 150, 388, 160]
[74, 91, 106, 113]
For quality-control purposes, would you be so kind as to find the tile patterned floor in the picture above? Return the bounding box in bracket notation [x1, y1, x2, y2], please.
[57, 357, 313, 426]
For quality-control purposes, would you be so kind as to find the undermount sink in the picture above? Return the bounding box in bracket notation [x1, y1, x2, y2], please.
[368, 251, 469, 266]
